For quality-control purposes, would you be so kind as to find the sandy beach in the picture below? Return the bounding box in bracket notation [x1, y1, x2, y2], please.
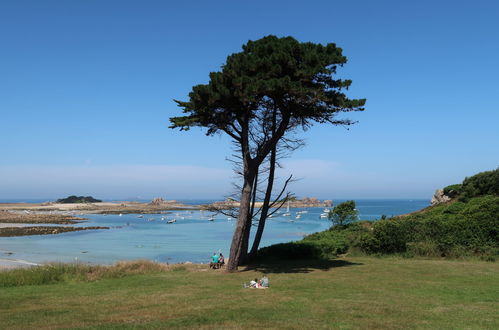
[0, 258, 39, 270]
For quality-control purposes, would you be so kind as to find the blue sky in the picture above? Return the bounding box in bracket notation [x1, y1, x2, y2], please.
[0, 0, 498, 200]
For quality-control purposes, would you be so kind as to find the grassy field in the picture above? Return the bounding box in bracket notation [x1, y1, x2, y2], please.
[0, 257, 498, 329]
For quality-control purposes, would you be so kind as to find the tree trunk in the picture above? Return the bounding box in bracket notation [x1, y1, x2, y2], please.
[239, 170, 258, 265]
[226, 168, 255, 272]
[249, 146, 276, 258]
[249, 107, 278, 259]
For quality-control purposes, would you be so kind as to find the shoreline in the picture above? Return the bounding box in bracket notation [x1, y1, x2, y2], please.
[0, 258, 39, 270]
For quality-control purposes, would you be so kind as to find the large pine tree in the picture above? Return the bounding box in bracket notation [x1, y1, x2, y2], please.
[170, 35, 365, 271]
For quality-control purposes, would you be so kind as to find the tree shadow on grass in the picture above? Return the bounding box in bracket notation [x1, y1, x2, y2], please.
[242, 258, 362, 274]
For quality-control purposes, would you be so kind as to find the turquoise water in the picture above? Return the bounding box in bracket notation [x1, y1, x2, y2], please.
[0, 200, 429, 265]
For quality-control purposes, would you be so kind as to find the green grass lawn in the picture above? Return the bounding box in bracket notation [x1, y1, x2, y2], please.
[1, 257, 498, 329]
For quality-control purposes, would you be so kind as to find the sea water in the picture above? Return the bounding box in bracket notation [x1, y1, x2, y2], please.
[0, 199, 428, 265]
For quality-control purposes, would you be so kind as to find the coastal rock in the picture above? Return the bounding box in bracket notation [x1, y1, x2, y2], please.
[298, 197, 322, 207]
[149, 198, 177, 206]
[431, 189, 451, 205]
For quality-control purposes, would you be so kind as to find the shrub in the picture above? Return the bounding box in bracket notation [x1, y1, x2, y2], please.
[459, 168, 499, 200]
[257, 223, 371, 261]
[443, 184, 462, 196]
[358, 195, 499, 258]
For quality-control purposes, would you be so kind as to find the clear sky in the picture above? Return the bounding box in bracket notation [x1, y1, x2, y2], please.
[1, 0, 498, 200]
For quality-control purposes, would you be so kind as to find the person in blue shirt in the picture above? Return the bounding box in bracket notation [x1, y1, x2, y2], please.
[210, 252, 219, 269]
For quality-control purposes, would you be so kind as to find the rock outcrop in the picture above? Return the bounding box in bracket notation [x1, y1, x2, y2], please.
[431, 189, 451, 206]
[149, 198, 177, 206]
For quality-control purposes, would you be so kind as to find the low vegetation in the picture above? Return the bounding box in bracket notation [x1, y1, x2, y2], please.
[0, 260, 169, 287]
[1, 258, 497, 328]
[56, 195, 102, 203]
[259, 169, 498, 261]
[443, 168, 498, 201]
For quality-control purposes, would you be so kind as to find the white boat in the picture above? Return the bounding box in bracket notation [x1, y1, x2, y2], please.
[167, 219, 176, 224]
[283, 201, 291, 216]
[208, 217, 215, 221]
[323, 208, 330, 213]
[320, 213, 328, 218]
[137, 215, 143, 218]
[295, 214, 301, 219]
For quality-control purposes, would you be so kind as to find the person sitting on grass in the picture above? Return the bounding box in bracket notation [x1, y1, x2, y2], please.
[250, 278, 258, 288]
[210, 252, 219, 269]
[260, 275, 269, 288]
[218, 253, 225, 267]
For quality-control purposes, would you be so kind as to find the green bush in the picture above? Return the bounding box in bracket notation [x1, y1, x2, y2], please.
[459, 168, 499, 200]
[257, 223, 368, 260]
[358, 195, 499, 258]
[443, 184, 462, 196]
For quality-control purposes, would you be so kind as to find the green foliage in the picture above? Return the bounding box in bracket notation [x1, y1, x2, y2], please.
[257, 223, 369, 260]
[359, 196, 499, 258]
[328, 200, 358, 226]
[56, 195, 102, 203]
[459, 168, 499, 201]
[170, 35, 365, 136]
[443, 184, 462, 196]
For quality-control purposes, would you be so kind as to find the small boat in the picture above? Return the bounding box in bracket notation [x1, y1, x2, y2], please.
[167, 219, 176, 224]
[283, 201, 291, 216]
[320, 213, 328, 219]
[323, 208, 330, 213]
[161, 217, 165, 221]
[137, 215, 143, 218]
[119, 213, 123, 217]
[295, 214, 301, 219]
[208, 217, 215, 221]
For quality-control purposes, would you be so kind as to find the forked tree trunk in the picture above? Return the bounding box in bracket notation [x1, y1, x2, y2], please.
[226, 167, 256, 272]
[249, 146, 276, 258]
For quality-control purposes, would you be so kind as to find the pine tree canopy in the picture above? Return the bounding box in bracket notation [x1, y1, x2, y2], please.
[170, 35, 366, 138]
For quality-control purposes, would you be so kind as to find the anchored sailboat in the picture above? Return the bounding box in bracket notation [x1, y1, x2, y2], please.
[283, 201, 291, 216]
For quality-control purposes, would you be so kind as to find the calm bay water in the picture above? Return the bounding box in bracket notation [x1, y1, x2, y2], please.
[0, 199, 428, 265]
